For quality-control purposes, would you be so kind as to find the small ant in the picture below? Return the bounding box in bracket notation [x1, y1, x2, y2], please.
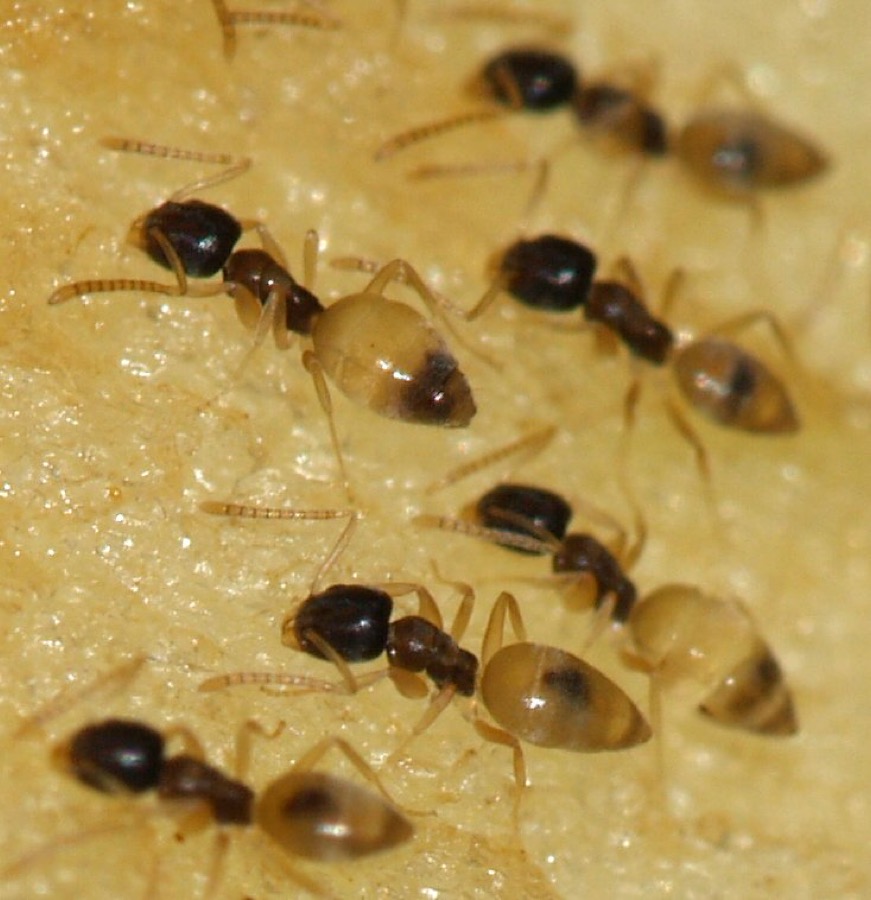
[417, 481, 643, 625]
[488, 235, 799, 474]
[623, 583, 798, 737]
[50, 158, 477, 489]
[472, 591, 651, 815]
[200, 580, 479, 743]
[5, 718, 413, 894]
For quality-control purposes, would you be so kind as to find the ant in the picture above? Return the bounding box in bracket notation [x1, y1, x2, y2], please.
[4, 718, 412, 895]
[623, 583, 798, 737]
[49, 154, 477, 491]
[486, 234, 799, 476]
[209, 0, 341, 60]
[200, 579, 479, 745]
[416, 481, 643, 625]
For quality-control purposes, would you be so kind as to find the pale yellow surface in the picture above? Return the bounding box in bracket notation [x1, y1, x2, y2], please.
[1, 1, 869, 898]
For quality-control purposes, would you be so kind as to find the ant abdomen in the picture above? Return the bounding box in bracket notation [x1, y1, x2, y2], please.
[311, 294, 476, 427]
[627, 584, 798, 736]
[256, 771, 413, 862]
[672, 338, 799, 433]
[481, 642, 651, 751]
[676, 110, 829, 195]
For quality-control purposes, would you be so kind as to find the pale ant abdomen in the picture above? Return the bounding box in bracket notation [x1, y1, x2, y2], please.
[676, 109, 829, 196]
[672, 338, 799, 433]
[255, 771, 412, 862]
[310, 293, 476, 427]
[626, 584, 798, 736]
[481, 641, 651, 751]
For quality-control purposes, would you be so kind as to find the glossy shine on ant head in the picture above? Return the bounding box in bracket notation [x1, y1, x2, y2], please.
[474, 47, 579, 110]
[498, 234, 598, 312]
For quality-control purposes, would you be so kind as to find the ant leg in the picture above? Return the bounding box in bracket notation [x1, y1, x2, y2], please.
[690, 61, 763, 111]
[302, 228, 320, 291]
[656, 267, 687, 321]
[481, 592, 527, 668]
[301, 349, 353, 502]
[163, 724, 207, 760]
[233, 718, 287, 781]
[292, 736, 403, 808]
[375, 583, 444, 629]
[663, 397, 719, 519]
[210, 0, 238, 58]
[243, 220, 288, 269]
[1, 820, 154, 887]
[388, 683, 459, 762]
[447, 582, 474, 643]
[705, 309, 797, 364]
[472, 715, 527, 830]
